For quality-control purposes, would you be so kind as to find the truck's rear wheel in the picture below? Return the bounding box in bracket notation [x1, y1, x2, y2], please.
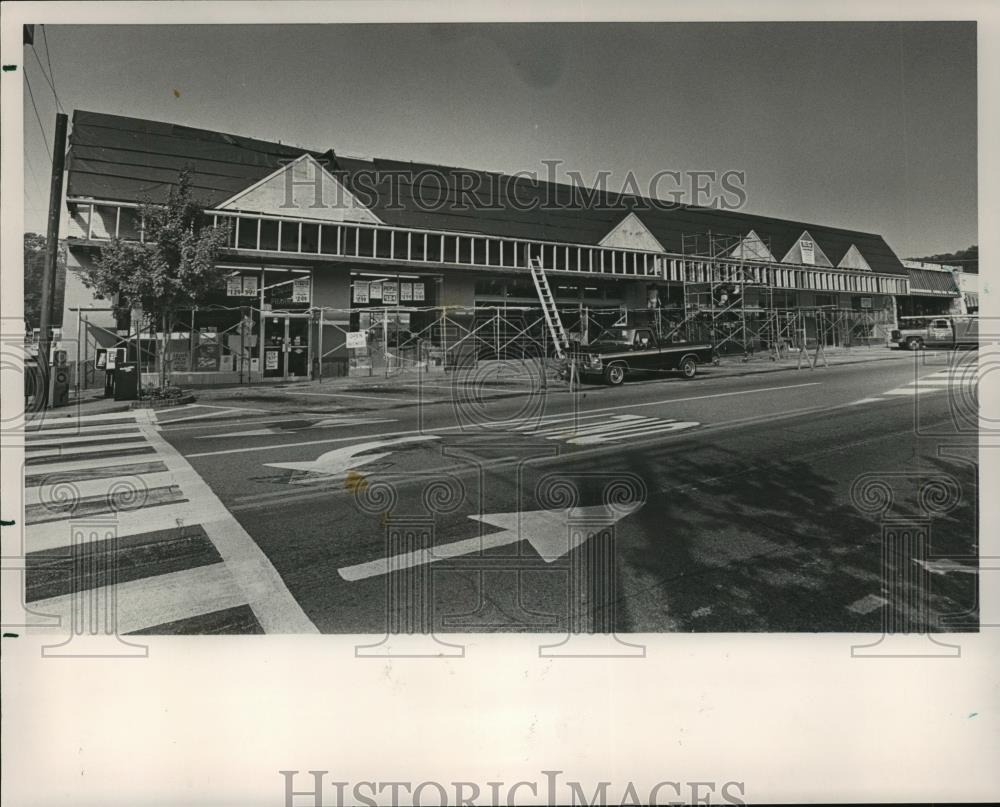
[906, 337, 924, 351]
[679, 357, 697, 379]
[604, 363, 625, 386]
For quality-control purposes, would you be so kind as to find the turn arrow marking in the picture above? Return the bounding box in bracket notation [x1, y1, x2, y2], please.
[264, 435, 439, 477]
[338, 504, 639, 581]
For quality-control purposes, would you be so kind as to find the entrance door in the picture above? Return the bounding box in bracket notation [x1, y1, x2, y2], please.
[286, 317, 310, 378]
[263, 315, 286, 378]
[262, 315, 311, 379]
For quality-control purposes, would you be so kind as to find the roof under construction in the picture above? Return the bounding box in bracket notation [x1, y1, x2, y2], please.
[66, 110, 907, 276]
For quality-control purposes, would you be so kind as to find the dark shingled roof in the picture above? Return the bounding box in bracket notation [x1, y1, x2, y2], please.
[66, 110, 907, 276]
[905, 267, 960, 295]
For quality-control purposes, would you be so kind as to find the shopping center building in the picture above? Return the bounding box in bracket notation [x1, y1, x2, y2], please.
[60, 110, 912, 386]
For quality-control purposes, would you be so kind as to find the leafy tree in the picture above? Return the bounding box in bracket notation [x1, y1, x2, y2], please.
[78, 170, 231, 387]
[23, 233, 47, 330]
[913, 244, 978, 274]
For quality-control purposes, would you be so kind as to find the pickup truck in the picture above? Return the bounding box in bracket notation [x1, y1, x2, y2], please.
[890, 316, 979, 350]
[573, 327, 715, 385]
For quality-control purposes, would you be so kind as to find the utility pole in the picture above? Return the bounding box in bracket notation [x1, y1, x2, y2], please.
[37, 112, 68, 406]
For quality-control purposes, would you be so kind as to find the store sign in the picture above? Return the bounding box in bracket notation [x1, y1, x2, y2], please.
[346, 331, 368, 349]
[353, 280, 370, 304]
[226, 276, 244, 296]
[800, 239, 815, 265]
[400, 282, 413, 302]
[370, 281, 383, 299]
[382, 282, 398, 304]
[413, 282, 425, 302]
[265, 349, 280, 370]
[293, 277, 311, 303]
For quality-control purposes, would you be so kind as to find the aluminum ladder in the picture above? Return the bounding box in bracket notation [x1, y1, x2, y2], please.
[528, 255, 571, 360]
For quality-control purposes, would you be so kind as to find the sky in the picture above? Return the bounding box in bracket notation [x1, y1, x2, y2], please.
[22, 21, 977, 258]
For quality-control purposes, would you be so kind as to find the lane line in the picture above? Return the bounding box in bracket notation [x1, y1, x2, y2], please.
[281, 390, 409, 402]
[187, 382, 822, 458]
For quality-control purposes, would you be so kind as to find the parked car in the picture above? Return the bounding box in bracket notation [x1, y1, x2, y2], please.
[572, 326, 715, 385]
[890, 316, 979, 350]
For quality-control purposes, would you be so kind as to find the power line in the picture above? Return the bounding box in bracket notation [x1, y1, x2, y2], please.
[30, 43, 64, 114]
[40, 25, 58, 101]
[24, 73, 52, 162]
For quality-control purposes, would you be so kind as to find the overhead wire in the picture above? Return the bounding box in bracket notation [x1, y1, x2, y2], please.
[30, 44, 64, 114]
[40, 26, 59, 104]
[24, 73, 52, 162]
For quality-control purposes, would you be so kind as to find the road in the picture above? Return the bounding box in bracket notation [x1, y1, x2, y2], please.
[23, 351, 979, 635]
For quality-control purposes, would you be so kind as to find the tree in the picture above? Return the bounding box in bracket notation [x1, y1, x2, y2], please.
[78, 170, 231, 387]
[23, 233, 47, 330]
[913, 244, 978, 274]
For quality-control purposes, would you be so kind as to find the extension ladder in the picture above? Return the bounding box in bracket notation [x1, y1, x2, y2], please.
[528, 256, 571, 360]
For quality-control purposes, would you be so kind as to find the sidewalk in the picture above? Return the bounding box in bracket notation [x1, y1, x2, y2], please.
[53, 344, 918, 417]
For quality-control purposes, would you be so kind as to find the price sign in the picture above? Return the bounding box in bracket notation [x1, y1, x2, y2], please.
[353, 280, 370, 304]
[227, 276, 244, 296]
[293, 277, 311, 303]
[382, 282, 398, 304]
[412, 282, 425, 302]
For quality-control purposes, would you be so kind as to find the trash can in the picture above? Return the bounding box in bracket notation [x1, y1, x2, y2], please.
[49, 363, 71, 407]
[113, 362, 140, 401]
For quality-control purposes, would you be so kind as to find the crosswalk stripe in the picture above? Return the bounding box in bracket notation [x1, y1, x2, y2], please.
[27, 438, 151, 458]
[27, 563, 248, 636]
[24, 471, 181, 505]
[26, 503, 214, 554]
[23, 454, 164, 477]
[883, 388, 943, 396]
[26, 432, 146, 449]
[532, 415, 650, 437]
[24, 423, 144, 438]
[567, 420, 701, 445]
[28, 412, 142, 429]
[25, 446, 156, 466]
[25, 485, 187, 525]
[25, 524, 220, 602]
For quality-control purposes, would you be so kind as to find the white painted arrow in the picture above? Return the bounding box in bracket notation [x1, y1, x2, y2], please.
[264, 435, 439, 476]
[338, 504, 639, 581]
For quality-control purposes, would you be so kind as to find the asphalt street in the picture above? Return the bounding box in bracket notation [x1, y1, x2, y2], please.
[138, 349, 979, 634]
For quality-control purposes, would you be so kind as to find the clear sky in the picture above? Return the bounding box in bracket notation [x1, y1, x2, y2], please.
[22, 21, 976, 258]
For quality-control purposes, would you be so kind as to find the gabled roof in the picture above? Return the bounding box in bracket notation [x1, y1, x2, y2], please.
[780, 230, 833, 267]
[725, 230, 776, 262]
[217, 154, 382, 224]
[838, 244, 872, 271]
[599, 212, 665, 252]
[66, 110, 907, 276]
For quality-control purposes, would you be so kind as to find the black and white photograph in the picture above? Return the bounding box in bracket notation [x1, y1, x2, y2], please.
[2, 2, 997, 805]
